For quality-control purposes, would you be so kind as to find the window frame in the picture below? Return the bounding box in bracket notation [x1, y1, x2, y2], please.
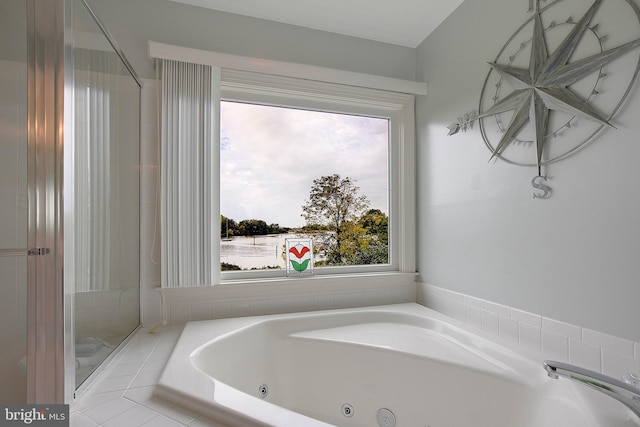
[218, 69, 416, 282]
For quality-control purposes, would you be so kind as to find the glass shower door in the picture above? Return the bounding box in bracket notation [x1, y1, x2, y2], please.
[0, 0, 29, 404]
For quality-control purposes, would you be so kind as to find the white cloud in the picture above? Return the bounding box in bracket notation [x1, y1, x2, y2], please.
[220, 101, 388, 227]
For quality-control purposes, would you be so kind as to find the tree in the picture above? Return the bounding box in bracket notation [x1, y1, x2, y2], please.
[237, 219, 268, 236]
[301, 174, 370, 264]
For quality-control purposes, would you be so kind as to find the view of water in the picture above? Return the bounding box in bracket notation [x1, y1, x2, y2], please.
[220, 234, 295, 270]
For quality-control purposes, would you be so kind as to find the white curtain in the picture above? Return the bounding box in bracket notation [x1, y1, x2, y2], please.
[74, 50, 117, 292]
[160, 59, 220, 287]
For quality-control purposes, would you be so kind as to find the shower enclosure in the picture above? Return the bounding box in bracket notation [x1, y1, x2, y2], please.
[0, 0, 141, 404]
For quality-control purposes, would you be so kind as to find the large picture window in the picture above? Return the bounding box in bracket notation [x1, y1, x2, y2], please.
[220, 101, 390, 272]
[219, 70, 415, 281]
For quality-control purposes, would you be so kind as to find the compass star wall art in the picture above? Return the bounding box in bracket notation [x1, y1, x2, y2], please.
[448, 0, 640, 198]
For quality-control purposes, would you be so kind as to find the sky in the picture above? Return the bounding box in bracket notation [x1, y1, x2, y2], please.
[220, 101, 389, 228]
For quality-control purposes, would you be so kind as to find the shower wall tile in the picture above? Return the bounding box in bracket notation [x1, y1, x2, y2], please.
[417, 283, 640, 378]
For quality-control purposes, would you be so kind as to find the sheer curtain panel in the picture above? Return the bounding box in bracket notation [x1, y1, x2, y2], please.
[74, 49, 117, 292]
[160, 59, 220, 287]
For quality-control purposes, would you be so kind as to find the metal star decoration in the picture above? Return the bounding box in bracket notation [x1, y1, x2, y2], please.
[451, 0, 640, 177]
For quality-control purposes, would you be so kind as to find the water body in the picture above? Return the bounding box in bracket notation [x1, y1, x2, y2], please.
[220, 234, 292, 270]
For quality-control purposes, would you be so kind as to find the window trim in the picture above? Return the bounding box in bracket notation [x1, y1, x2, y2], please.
[219, 69, 415, 282]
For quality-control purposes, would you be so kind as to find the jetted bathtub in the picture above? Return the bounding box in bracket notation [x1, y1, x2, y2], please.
[155, 303, 640, 427]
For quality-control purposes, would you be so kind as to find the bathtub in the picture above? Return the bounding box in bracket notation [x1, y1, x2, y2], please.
[155, 303, 640, 427]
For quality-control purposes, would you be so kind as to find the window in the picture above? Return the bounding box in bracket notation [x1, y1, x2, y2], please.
[219, 70, 415, 281]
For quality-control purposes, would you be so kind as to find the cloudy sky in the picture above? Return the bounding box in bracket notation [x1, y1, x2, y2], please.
[220, 101, 389, 228]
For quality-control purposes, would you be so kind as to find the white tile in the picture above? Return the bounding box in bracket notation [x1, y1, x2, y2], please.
[484, 301, 511, 318]
[191, 301, 212, 321]
[139, 359, 165, 374]
[104, 362, 144, 378]
[73, 390, 124, 412]
[542, 317, 581, 340]
[519, 323, 541, 351]
[229, 300, 250, 318]
[499, 316, 519, 343]
[464, 295, 484, 309]
[129, 370, 162, 388]
[267, 297, 285, 314]
[249, 298, 269, 316]
[429, 295, 453, 317]
[316, 294, 334, 310]
[568, 338, 601, 372]
[189, 417, 228, 426]
[466, 306, 483, 329]
[81, 397, 137, 425]
[299, 295, 318, 312]
[583, 328, 634, 358]
[284, 296, 302, 312]
[69, 412, 99, 427]
[210, 302, 230, 319]
[142, 414, 186, 427]
[102, 404, 159, 427]
[124, 386, 197, 425]
[444, 289, 467, 304]
[511, 308, 541, 328]
[452, 301, 467, 322]
[601, 348, 638, 379]
[91, 375, 135, 394]
[169, 302, 191, 324]
[542, 330, 569, 362]
[481, 310, 500, 336]
[117, 351, 151, 365]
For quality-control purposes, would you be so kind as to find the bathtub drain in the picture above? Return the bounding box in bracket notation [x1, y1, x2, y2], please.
[258, 384, 269, 398]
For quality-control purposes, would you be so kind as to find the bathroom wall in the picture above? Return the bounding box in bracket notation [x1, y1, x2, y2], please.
[415, 0, 640, 343]
[86, 0, 417, 81]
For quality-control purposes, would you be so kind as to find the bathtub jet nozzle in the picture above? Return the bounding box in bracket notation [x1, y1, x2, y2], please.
[543, 360, 640, 418]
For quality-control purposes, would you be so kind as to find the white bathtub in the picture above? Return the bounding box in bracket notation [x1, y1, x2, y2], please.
[155, 303, 640, 427]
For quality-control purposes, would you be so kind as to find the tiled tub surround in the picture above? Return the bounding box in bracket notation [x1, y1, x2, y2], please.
[417, 283, 640, 381]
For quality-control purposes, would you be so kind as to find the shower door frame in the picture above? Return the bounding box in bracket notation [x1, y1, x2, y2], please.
[24, 0, 68, 404]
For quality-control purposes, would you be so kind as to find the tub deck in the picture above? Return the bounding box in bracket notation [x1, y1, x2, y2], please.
[155, 303, 640, 427]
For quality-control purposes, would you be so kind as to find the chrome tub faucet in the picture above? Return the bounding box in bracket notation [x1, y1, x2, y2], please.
[544, 360, 640, 418]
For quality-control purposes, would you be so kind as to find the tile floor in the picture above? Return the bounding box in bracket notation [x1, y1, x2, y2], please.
[70, 324, 227, 427]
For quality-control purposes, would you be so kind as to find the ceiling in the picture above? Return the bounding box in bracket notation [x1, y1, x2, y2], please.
[168, 0, 464, 48]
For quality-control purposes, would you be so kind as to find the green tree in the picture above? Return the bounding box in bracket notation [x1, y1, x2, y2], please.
[221, 215, 238, 238]
[238, 219, 268, 236]
[302, 174, 370, 264]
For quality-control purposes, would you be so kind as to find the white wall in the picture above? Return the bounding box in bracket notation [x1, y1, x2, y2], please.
[86, 0, 417, 81]
[415, 0, 640, 342]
